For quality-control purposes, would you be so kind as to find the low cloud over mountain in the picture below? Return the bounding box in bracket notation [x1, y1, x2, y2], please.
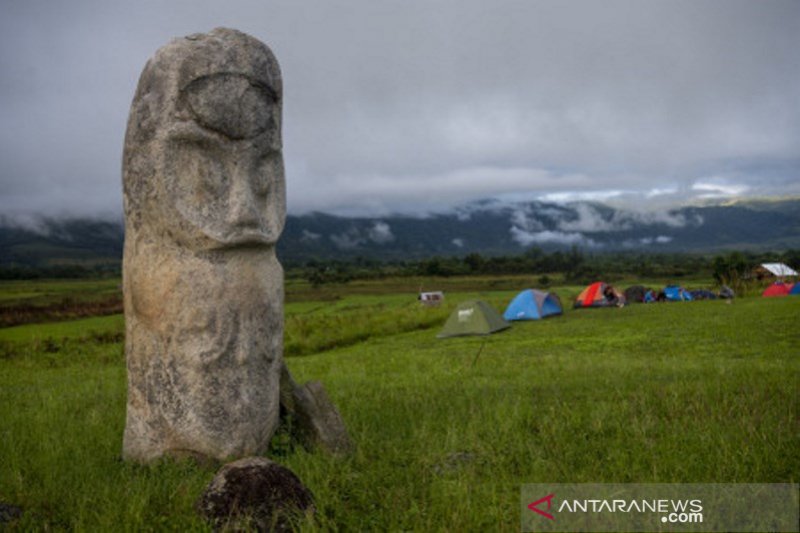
[2, 198, 799, 267]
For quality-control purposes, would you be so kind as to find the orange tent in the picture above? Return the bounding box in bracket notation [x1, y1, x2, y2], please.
[574, 281, 626, 308]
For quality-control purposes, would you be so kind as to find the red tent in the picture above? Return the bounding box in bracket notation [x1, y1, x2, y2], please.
[762, 282, 791, 297]
[574, 281, 625, 308]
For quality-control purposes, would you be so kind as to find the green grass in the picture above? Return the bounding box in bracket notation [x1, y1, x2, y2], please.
[0, 315, 124, 344]
[281, 297, 798, 530]
[0, 279, 797, 530]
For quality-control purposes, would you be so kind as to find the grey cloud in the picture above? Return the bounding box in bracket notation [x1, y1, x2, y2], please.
[506, 196, 703, 247]
[509, 200, 701, 237]
[510, 206, 545, 233]
[557, 204, 619, 233]
[608, 209, 696, 230]
[0, 213, 53, 235]
[634, 235, 674, 246]
[329, 221, 395, 249]
[300, 229, 321, 242]
[368, 221, 394, 244]
[1, 1, 798, 218]
[509, 205, 597, 247]
[330, 228, 364, 250]
[510, 227, 597, 248]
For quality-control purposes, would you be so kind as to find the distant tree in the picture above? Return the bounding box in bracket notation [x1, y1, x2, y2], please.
[308, 264, 352, 288]
[463, 253, 485, 273]
[635, 259, 651, 277]
[525, 246, 544, 260]
[781, 249, 800, 271]
[563, 245, 585, 280]
[711, 252, 749, 284]
[565, 264, 600, 285]
[710, 251, 752, 295]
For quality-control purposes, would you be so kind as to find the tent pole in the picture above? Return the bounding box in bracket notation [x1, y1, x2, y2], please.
[471, 341, 487, 367]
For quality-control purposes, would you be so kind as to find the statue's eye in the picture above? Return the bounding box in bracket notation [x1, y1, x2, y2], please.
[184, 74, 277, 140]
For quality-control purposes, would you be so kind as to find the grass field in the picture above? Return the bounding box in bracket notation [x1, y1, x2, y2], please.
[0, 277, 798, 530]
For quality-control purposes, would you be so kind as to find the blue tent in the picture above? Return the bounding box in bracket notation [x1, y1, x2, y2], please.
[664, 285, 693, 302]
[689, 289, 717, 300]
[503, 289, 563, 321]
[790, 283, 800, 296]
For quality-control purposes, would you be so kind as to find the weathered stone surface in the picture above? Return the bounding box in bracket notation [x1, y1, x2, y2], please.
[197, 457, 314, 532]
[279, 363, 355, 456]
[122, 28, 286, 462]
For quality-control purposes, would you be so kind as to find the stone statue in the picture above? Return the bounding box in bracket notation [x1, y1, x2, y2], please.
[121, 28, 286, 462]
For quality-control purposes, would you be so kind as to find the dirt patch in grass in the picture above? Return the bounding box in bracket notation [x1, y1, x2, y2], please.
[0, 297, 123, 328]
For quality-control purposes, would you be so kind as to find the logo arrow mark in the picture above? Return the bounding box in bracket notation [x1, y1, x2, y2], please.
[528, 493, 556, 520]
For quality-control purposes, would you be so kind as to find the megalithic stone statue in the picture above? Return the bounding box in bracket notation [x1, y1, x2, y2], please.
[121, 28, 286, 462]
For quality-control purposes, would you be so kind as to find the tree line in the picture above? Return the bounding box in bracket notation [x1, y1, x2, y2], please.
[0, 263, 120, 280]
[289, 247, 800, 287]
[1, 248, 798, 286]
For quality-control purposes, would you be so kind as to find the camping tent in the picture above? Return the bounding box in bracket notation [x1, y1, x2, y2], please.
[437, 300, 510, 338]
[574, 282, 625, 308]
[689, 289, 717, 300]
[503, 289, 562, 321]
[624, 285, 649, 303]
[790, 283, 800, 296]
[664, 285, 693, 302]
[753, 263, 798, 280]
[762, 282, 791, 297]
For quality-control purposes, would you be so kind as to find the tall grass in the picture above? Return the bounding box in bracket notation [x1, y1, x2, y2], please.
[281, 297, 798, 530]
[287, 296, 452, 356]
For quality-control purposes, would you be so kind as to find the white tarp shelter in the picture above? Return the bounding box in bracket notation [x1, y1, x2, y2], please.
[757, 263, 798, 277]
[419, 291, 445, 306]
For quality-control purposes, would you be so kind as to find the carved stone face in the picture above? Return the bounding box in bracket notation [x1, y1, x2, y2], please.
[124, 28, 286, 251]
[164, 74, 284, 249]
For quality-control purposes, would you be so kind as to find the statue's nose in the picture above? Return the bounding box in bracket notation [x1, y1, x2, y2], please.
[226, 166, 260, 229]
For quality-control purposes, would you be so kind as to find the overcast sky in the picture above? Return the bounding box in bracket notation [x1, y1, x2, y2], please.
[1, 0, 798, 219]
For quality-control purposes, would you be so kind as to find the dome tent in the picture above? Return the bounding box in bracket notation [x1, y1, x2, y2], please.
[574, 282, 625, 308]
[437, 300, 510, 338]
[689, 289, 717, 300]
[624, 285, 650, 303]
[503, 289, 562, 321]
[664, 285, 693, 302]
[762, 282, 791, 297]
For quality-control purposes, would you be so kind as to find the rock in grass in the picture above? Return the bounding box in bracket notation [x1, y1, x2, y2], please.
[197, 457, 314, 532]
[279, 363, 355, 456]
[432, 451, 477, 475]
[0, 502, 22, 524]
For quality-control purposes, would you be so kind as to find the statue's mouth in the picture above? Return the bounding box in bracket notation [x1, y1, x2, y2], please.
[207, 229, 273, 249]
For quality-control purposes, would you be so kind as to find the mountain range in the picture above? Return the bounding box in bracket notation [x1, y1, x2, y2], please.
[1, 198, 799, 267]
